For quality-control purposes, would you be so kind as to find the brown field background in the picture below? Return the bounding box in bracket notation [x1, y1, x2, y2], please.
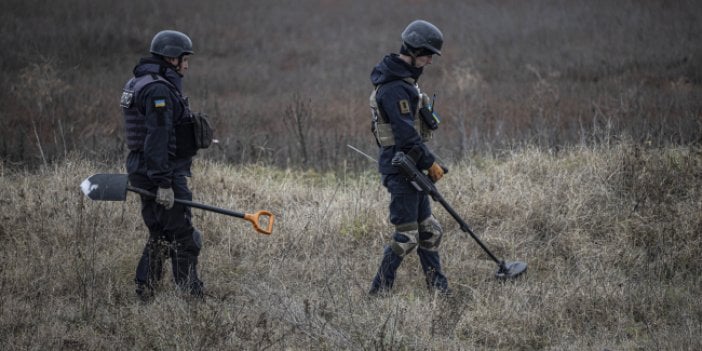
[1, 0, 701, 350]
[1, 0, 700, 169]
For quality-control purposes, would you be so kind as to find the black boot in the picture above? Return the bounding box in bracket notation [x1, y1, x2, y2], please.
[369, 246, 404, 296]
[418, 248, 449, 295]
[135, 284, 154, 303]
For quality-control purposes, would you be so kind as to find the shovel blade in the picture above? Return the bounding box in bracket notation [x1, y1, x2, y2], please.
[495, 261, 527, 279]
[80, 174, 129, 201]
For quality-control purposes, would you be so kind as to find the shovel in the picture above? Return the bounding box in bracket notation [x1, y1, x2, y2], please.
[80, 173, 274, 235]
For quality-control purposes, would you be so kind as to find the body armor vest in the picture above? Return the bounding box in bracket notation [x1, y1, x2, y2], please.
[370, 78, 433, 147]
[120, 74, 189, 152]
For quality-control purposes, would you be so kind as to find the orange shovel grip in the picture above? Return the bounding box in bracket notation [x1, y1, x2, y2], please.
[244, 210, 274, 235]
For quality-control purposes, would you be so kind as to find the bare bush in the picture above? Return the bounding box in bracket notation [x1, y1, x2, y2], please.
[1, 0, 701, 169]
[283, 93, 313, 167]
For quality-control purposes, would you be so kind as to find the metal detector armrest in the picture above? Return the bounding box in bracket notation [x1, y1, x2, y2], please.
[391, 150, 440, 200]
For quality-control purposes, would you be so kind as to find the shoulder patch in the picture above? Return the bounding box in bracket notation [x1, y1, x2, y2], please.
[153, 97, 167, 109]
[398, 99, 411, 114]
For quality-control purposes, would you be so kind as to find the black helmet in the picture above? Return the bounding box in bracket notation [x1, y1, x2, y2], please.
[150, 30, 194, 58]
[401, 20, 443, 56]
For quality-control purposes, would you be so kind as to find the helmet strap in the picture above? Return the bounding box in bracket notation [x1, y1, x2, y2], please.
[401, 43, 419, 67]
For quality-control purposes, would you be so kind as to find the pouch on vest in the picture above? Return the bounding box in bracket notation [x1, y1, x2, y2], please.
[175, 112, 214, 157]
[417, 92, 435, 140]
[370, 86, 395, 147]
[419, 106, 439, 130]
[193, 112, 213, 149]
[175, 117, 198, 158]
[370, 79, 433, 147]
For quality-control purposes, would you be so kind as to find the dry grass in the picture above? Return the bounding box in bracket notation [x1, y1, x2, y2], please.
[1, 142, 700, 350]
[1, 2, 700, 348]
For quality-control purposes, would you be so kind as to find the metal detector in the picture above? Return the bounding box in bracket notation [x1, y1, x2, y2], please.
[80, 173, 274, 235]
[392, 151, 527, 279]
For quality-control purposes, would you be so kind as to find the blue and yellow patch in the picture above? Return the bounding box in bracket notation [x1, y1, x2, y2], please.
[153, 99, 166, 108]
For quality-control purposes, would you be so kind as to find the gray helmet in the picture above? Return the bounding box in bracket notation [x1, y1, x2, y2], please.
[150, 30, 194, 58]
[401, 20, 443, 56]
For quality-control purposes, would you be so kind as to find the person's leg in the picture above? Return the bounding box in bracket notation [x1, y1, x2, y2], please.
[417, 247, 449, 293]
[416, 197, 449, 293]
[370, 245, 404, 293]
[369, 174, 420, 294]
[134, 230, 169, 300]
[130, 174, 168, 301]
[164, 176, 203, 297]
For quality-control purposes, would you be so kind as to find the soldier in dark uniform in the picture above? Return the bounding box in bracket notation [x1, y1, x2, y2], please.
[120, 30, 204, 300]
[368, 20, 450, 295]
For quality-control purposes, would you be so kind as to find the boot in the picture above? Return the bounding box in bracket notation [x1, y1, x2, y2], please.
[417, 248, 449, 294]
[369, 246, 404, 295]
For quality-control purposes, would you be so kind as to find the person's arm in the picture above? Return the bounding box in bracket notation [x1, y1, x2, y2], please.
[378, 84, 436, 170]
[141, 83, 174, 188]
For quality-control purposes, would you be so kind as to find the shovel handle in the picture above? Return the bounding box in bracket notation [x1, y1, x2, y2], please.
[127, 185, 274, 235]
[244, 210, 274, 235]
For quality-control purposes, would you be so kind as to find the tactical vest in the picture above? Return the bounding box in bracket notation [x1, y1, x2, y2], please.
[370, 78, 433, 147]
[120, 74, 190, 153]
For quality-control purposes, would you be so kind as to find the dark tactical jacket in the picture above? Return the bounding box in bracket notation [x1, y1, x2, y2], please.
[121, 57, 194, 188]
[370, 54, 436, 174]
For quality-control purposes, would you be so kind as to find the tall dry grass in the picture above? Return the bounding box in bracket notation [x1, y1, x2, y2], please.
[1, 142, 700, 350]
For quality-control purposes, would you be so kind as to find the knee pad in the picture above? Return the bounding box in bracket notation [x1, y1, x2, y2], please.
[389, 223, 418, 257]
[418, 215, 443, 251]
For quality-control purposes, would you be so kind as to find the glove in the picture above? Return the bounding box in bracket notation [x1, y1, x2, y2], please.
[427, 162, 445, 182]
[156, 187, 174, 209]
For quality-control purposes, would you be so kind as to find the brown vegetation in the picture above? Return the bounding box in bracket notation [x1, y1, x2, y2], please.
[1, 0, 701, 349]
[1, 0, 700, 169]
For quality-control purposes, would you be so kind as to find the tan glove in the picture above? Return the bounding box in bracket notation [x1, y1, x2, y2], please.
[428, 162, 445, 182]
[156, 187, 174, 209]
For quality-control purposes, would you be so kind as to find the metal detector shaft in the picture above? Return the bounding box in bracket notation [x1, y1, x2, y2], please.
[392, 150, 527, 278]
[431, 191, 503, 265]
[392, 151, 504, 266]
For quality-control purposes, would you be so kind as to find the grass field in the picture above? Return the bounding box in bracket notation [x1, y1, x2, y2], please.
[1, 142, 700, 350]
[1, 0, 701, 349]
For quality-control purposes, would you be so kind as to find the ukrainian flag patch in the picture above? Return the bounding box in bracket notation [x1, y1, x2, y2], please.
[153, 98, 166, 108]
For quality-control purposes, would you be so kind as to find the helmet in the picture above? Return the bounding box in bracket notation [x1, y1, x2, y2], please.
[401, 20, 443, 56]
[150, 30, 194, 58]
